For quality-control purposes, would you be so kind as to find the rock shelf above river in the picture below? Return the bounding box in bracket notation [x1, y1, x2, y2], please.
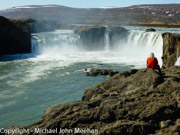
[9, 66, 180, 135]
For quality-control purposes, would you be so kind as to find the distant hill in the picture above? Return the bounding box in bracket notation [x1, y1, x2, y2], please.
[0, 4, 180, 26]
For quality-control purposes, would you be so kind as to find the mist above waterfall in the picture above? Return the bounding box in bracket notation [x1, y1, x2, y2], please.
[31, 27, 163, 68]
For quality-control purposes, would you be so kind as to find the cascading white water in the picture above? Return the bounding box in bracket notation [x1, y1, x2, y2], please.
[104, 27, 110, 50]
[31, 30, 81, 55]
[127, 31, 162, 47]
[31, 28, 163, 68]
[117, 30, 163, 66]
[31, 37, 38, 53]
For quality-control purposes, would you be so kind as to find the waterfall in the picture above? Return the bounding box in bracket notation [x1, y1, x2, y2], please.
[31, 30, 80, 55]
[30, 28, 163, 67]
[31, 29, 162, 54]
[30, 36, 38, 53]
[108, 30, 163, 64]
[127, 31, 162, 48]
[104, 27, 110, 50]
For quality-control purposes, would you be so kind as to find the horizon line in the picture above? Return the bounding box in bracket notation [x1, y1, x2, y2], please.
[0, 2, 180, 11]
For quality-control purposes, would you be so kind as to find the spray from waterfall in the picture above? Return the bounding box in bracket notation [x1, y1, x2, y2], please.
[31, 28, 163, 67]
[110, 30, 163, 66]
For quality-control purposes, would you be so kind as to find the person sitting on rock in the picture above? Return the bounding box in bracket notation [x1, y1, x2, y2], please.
[147, 52, 162, 75]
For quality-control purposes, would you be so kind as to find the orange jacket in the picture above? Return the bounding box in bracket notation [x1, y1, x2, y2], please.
[146, 57, 159, 69]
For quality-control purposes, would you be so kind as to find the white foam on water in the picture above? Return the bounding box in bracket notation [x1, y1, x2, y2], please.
[8, 60, 72, 87]
[0, 74, 13, 81]
[0, 101, 17, 109]
[0, 90, 24, 100]
[0, 89, 23, 108]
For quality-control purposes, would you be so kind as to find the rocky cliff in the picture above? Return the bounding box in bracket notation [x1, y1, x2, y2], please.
[9, 66, 180, 135]
[0, 16, 69, 55]
[162, 33, 180, 69]
[74, 26, 129, 50]
[0, 16, 31, 55]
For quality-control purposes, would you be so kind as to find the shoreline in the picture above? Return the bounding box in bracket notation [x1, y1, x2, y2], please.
[8, 66, 180, 135]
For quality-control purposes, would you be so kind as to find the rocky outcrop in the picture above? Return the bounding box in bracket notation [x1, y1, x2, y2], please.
[85, 69, 119, 77]
[162, 33, 180, 69]
[74, 26, 129, 50]
[10, 66, 180, 135]
[109, 27, 129, 47]
[0, 16, 74, 55]
[0, 16, 31, 55]
[146, 28, 156, 32]
[74, 25, 106, 50]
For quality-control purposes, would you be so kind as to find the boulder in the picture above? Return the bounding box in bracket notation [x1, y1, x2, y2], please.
[162, 33, 180, 69]
[85, 69, 119, 77]
[146, 28, 156, 32]
[74, 25, 106, 50]
[0, 16, 31, 55]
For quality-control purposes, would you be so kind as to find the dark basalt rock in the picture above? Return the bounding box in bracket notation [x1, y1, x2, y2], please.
[74, 26, 129, 51]
[74, 25, 106, 51]
[85, 69, 119, 77]
[162, 33, 180, 69]
[0, 16, 72, 55]
[0, 16, 31, 55]
[146, 28, 156, 32]
[9, 66, 180, 135]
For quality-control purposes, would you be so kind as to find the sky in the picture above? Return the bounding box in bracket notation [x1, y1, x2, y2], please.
[0, 0, 180, 10]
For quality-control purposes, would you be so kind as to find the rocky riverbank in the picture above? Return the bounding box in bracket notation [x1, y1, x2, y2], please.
[7, 66, 180, 135]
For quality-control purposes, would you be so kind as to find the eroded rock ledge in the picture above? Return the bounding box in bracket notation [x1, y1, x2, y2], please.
[9, 66, 180, 135]
[0, 16, 31, 55]
[162, 33, 180, 69]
